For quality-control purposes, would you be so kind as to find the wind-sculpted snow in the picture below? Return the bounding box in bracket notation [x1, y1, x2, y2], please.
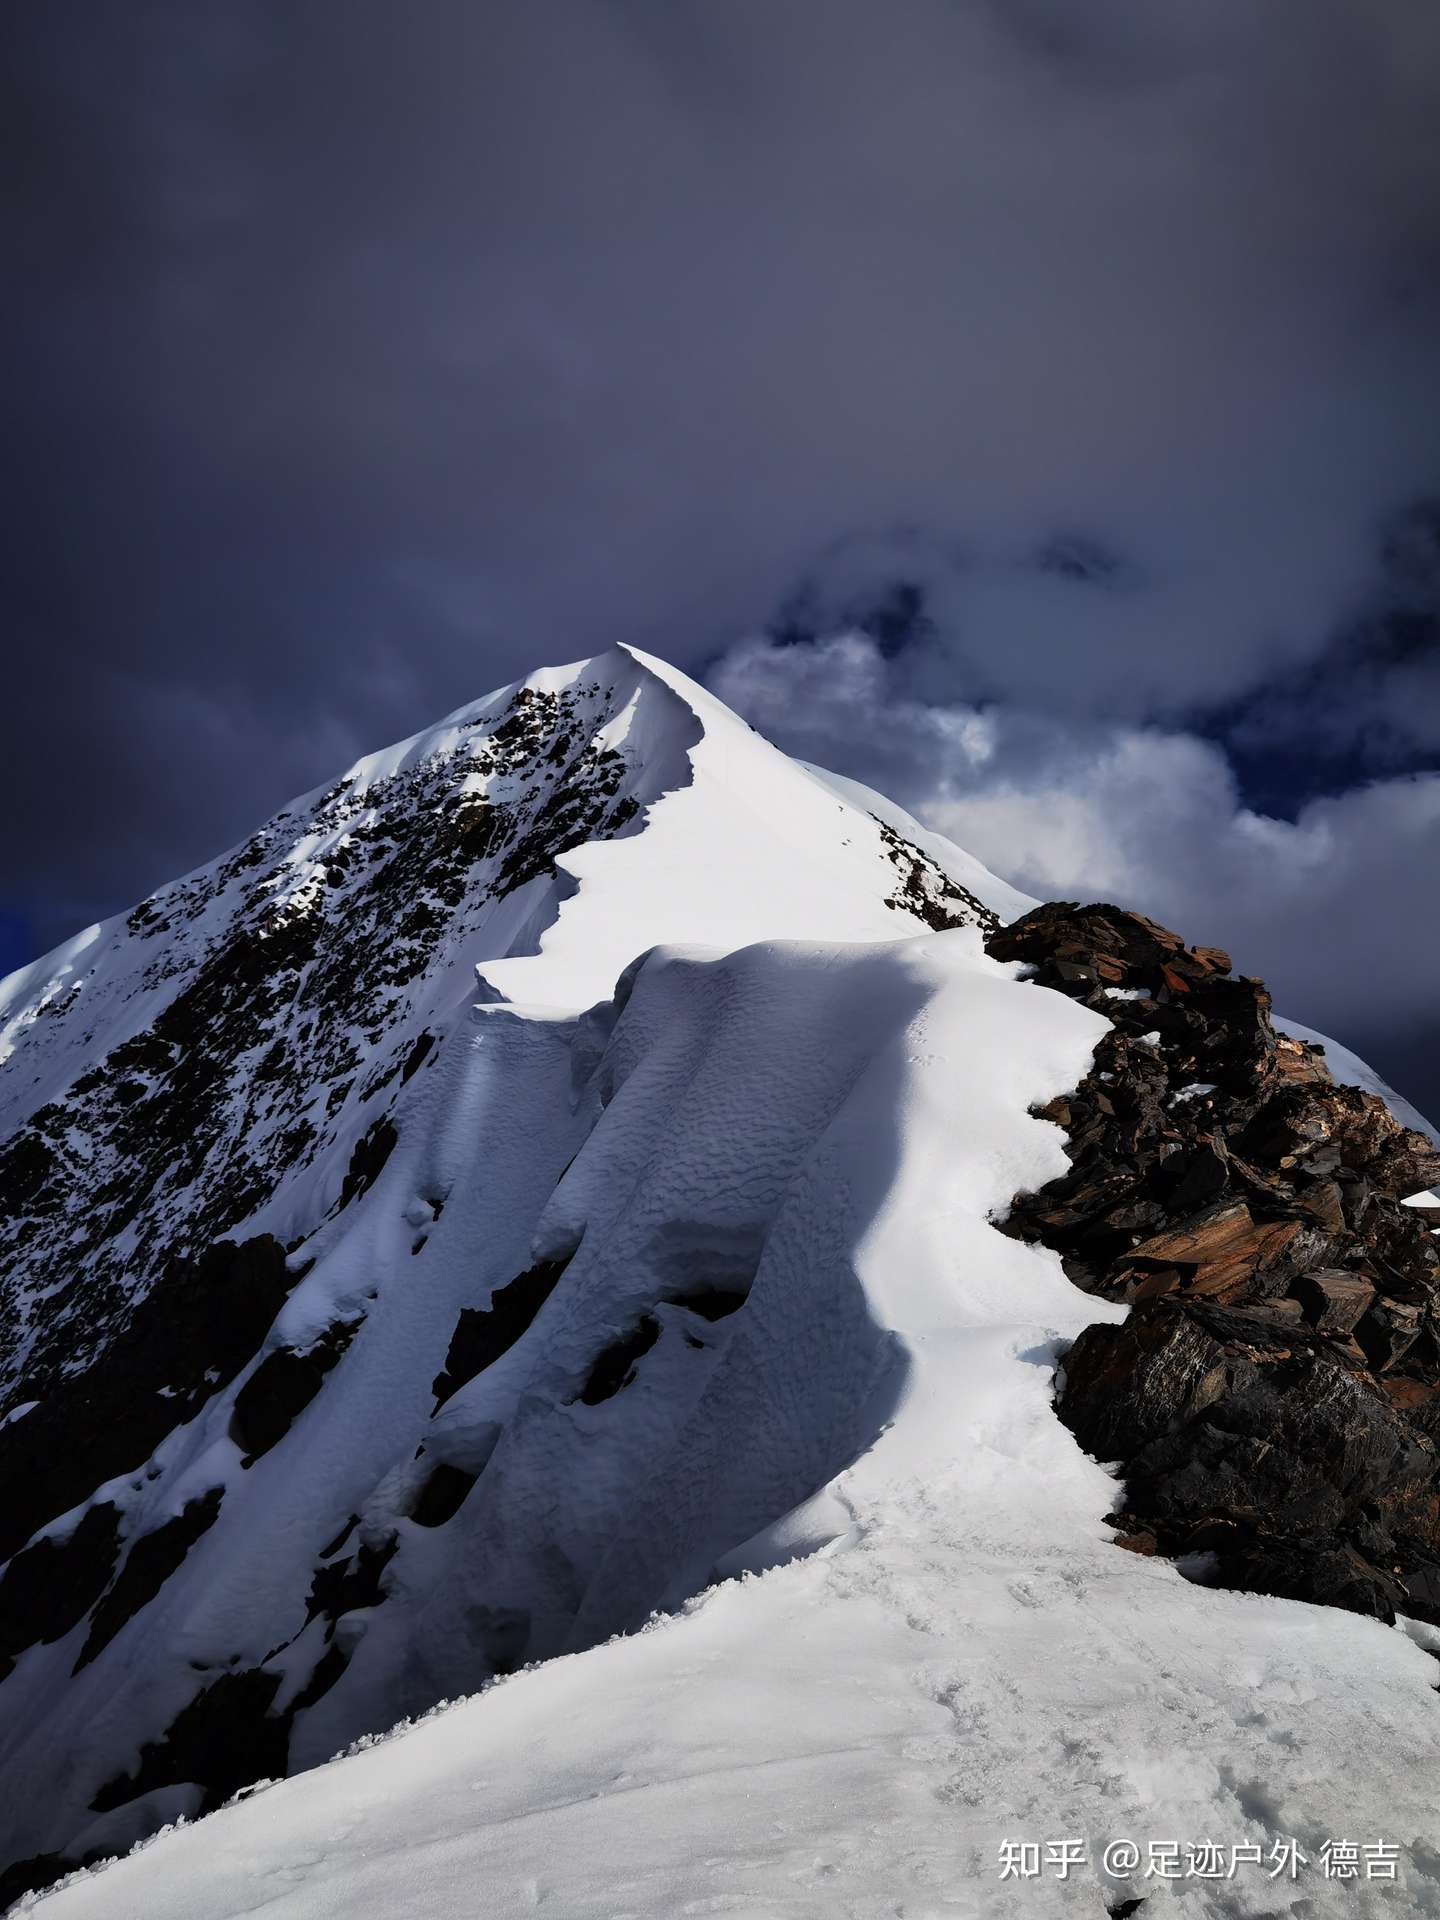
[26, 931, 1440, 1920]
[6, 646, 1437, 1915]
[0, 647, 1018, 1905]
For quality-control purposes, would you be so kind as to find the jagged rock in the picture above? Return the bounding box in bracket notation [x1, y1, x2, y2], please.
[1370, 1131, 1440, 1201]
[230, 1317, 362, 1462]
[1160, 1138, 1230, 1213]
[0, 1503, 122, 1682]
[1293, 1270, 1375, 1335]
[873, 817, 999, 933]
[576, 1315, 662, 1405]
[1, 674, 673, 1446]
[335, 1118, 397, 1211]
[989, 900, 1440, 1626]
[75, 1488, 225, 1670]
[1060, 1306, 1250, 1462]
[1355, 1298, 1423, 1373]
[0, 1234, 296, 1565]
[1121, 1202, 1307, 1305]
[304, 1533, 398, 1638]
[90, 1668, 289, 1815]
[431, 1257, 569, 1410]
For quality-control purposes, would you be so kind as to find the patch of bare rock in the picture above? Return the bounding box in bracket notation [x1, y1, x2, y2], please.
[987, 902, 1440, 1625]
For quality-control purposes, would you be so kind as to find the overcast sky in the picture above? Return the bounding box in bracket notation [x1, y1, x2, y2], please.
[4, 1, 1439, 1114]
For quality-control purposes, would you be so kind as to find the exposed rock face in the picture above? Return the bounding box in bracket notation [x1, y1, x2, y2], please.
[0, 1234, 296, 1566]
[0, 676, 656, 1420]
[988, 902, 1440, 1625]
[431, 1257, 570, 1410]
[872, 816, 1000, 934]
[228, 1316, 363, 1464]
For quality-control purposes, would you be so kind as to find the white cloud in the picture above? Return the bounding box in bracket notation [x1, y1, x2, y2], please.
[708, 631, 1440, 1111]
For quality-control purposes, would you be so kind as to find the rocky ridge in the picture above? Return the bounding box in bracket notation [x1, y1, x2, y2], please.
[988, 902, 1440, 1625]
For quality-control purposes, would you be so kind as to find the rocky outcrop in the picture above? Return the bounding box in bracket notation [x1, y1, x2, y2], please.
[431, 1257, 570, 1410]
[0, 1503, 121, 1686]
[74, 1487, 225, 1671]
[0, 677, 671, 1422]
[229, 1315, 364, 1464]
[987, 902, 1440, 1625]
[0, 1234, 297, 1566]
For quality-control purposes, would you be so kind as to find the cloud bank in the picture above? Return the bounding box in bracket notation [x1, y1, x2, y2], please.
[709, 628, 1440, 1113]
[3, 0, 1437, 1105]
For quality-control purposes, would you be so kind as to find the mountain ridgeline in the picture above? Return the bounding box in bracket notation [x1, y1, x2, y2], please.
[0, 646, 1435, 1915]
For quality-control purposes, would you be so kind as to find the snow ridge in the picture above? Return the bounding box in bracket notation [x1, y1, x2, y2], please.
[26, 924, 1440, 1920]
[0, 646, 1017, 1907]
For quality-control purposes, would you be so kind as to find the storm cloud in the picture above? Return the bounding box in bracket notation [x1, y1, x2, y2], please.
[4, 1, 1438, 1104]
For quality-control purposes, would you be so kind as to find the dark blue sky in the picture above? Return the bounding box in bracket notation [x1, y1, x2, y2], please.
[4, 1, 1438, 1114]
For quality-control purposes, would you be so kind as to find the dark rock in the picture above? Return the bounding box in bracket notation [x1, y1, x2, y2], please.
[75, 1487, 225, 1670]
[0, 1502, 122, 1680]
[431, 1257, 569, 1410]
[576, 1315, 662, 1405]
[409, 1462, 479, 1527]
[1161, 1138, 1230, 1213]
[1293, 1270, 1375, 1335]
[317, 1513, 359, 1559]
[305, 1533, 398, 1637]
[400, 1031, 436, 1083]
[1369, 1130, 1440, 1201]
[90, 1667, 289, 1814]
[1217, 1535, 1406, 1621]
[1401, 1565, 1440, 1616]
[662, 1287, 748, 1321]
[873, 817, 999, 933]
[1061, 1306, 1249, 1461]
[288, 1642, 350, 1714]
[230, 1317, 362, 1461]
[335, 1117, 397, 1212]
[1355, 1298, 1423, 1373]
[0, 1235, 295, 1565]
[988, 900, 1440, 1627]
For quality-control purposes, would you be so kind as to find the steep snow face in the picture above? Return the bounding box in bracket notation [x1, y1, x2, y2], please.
[5, 641, 1438, 1915]
[0, 644, 1004, 1412]
[0, 647, 1020, 1900]
[30, 931, 1440, 1920]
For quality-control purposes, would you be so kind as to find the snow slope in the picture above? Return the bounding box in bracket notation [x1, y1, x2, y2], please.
[27, 931, 1440, 1920]
[4, 645, 1439, 1916]
[0, 647, 1016, 1903]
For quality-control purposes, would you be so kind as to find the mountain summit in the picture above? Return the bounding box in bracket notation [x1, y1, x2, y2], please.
[2, 649, 1438, 1918]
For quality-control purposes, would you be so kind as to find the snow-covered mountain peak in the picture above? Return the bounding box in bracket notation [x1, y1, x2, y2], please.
[0, 645, 1009, 1414]
[4, 648, 1439, 1919]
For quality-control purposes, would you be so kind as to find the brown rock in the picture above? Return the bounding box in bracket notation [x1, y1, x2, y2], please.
[984, 897, 1440, 1630]
[1273, 1032, 1333, 1087]
[1190, 945, 1233, 975]
[1383, 1378, 1440, 1411]
[1127, 1202, 1304, 1304]
[1292, 1270, 1375, 1336]
[1113, 1529, 1159, 1555]
[1368, 1131, 1440, 1202]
